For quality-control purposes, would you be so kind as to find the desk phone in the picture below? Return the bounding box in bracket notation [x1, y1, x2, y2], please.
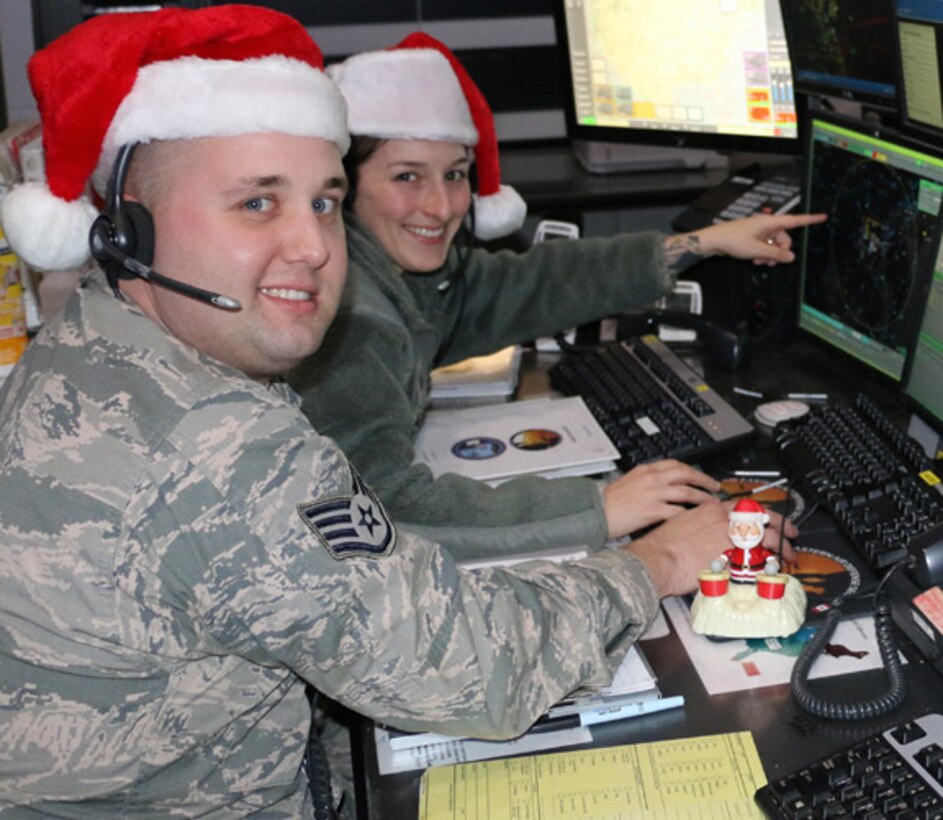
[672, 162, 801, 233]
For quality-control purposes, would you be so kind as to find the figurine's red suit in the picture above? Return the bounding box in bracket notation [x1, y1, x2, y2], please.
[714, 497, 779, 583]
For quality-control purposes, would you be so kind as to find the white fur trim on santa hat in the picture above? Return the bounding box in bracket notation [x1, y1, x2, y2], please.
[93, 55, 349, 195]
[0, 182, 98, 271]
[729, 510, 770, 524]
[327, 50, 477, 145]
[473, 185, 527, 241]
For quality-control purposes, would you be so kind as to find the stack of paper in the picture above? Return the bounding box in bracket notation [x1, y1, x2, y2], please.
[373, 643, 681, 774]
[413, 395, 619, 485]
[429, 345, 522, 401]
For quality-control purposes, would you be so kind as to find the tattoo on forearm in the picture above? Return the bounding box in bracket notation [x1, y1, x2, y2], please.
[663, 234, 704, 274]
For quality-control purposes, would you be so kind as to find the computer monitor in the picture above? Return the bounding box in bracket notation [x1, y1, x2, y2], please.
[905, 237, 943, 426]
[552, 0, 800, 173]
[779, 0, 899, 111]
[796, 113, 943, 383]
[895, 0, 943, 138]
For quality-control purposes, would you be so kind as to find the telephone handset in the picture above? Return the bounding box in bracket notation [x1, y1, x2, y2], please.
[533, 219, 581, 243]
[614, 311, 745, 372]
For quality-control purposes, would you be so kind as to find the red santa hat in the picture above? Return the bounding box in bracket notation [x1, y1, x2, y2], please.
[0, 5, 349, 272]
[326, 32, 526, 241]
[729, 497, 770, 525]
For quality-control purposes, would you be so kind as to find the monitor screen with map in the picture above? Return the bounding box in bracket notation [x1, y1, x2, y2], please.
[796, 113, 943, 383]
[553, 0, 800, 168]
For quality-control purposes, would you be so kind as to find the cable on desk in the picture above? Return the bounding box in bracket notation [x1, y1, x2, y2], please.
[790, 559, 911, 720]
[552, 328, 599, 354]
[305, 685, 339, 820]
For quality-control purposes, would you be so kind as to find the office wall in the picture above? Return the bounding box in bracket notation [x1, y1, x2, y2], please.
[17, 0, 568, 142]
[0, 0, 37, 124]
[267, 0, 566, 141]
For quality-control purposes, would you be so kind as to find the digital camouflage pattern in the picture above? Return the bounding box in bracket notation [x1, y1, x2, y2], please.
[0, 273, 659, 817]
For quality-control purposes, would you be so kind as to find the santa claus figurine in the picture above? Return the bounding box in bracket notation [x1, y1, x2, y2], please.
[689, 497, 807, 638]
[713, 497, 780, 582]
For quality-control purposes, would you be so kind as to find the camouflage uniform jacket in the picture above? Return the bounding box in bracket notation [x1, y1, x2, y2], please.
[289, 216, 674, 560]
[0, 273, 659, 817]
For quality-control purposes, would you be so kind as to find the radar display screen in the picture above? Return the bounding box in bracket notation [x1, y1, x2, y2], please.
[779, 0, 898, 108]
[797, 115, 943, 381]
[905, 241, 943, 428]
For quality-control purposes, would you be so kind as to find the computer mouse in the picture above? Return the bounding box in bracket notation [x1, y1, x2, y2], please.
[755, 400, 810, 428]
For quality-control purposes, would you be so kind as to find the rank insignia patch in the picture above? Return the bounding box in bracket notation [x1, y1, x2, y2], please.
[297, 470, 396, 559]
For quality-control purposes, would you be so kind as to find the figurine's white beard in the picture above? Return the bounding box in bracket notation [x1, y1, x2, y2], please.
[729, 532, 763, 550]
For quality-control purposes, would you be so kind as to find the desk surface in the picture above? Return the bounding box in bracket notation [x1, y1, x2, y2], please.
[351, 335, 943, 820]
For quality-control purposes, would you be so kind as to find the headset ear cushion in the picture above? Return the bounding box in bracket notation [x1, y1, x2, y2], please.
[122, 201, 155, 266]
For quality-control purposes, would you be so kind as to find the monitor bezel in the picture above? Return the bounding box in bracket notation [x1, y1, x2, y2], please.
[779, 0, 900, 113]
[794, 109, 943, 388]
[893, 0, 943, 142]
[551, 0, 803, 159]
[903, 218, 943, 431]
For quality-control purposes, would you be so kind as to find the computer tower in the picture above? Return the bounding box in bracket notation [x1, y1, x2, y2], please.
[685, 256, 800, 344]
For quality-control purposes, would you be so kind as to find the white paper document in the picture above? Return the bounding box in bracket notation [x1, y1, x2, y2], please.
[374, 725, 592, 775]
[662, 596, 906, 695]
[413, 395, 618, 483]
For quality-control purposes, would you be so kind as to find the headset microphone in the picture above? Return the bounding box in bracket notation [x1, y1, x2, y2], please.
[90, 143, 242, 311]
[89, 226, 241, 310]
[436, 203, 476, 294]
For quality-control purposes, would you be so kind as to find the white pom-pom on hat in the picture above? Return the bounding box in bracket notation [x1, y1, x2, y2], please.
[0, 183, 98, 272]
[474, 185, 528, 242]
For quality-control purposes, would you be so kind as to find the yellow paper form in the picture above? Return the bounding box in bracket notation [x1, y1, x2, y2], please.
[418, 731, 767, 819]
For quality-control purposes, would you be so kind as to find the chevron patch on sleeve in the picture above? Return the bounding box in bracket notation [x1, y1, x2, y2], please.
[297, 470, 397, 560]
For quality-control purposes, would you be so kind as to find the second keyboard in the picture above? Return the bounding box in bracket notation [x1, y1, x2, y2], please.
[548, 335, 755, 471]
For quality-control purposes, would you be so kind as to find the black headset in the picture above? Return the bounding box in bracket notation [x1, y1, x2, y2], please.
[436, 200, 476, 294]
[430, 204, 476, 368]
[89, 143, 241, 310]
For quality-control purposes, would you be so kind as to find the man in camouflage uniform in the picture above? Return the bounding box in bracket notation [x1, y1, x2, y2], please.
[0, 6, 795, 818]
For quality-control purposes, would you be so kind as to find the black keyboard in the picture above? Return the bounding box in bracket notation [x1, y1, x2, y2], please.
[773, 394, 943, 585]
[548, 335, 755, 471]
[755, 712, 943, 818]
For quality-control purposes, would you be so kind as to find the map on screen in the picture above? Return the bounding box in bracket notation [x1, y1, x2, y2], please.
[570, 0, 797, 139]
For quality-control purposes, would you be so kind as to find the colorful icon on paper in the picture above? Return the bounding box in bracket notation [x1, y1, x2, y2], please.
[451, 436, 506, 460]
[510, 428, 562, 451]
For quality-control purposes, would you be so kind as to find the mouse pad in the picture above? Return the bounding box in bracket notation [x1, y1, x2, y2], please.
[793, 543, 872, 621]
[717, 477, 808, 524]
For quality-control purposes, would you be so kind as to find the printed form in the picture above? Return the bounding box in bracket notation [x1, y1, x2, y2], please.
[418, 730, 767, 819]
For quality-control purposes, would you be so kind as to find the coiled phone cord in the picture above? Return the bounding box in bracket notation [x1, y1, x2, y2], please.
[790, 560, 910, 720]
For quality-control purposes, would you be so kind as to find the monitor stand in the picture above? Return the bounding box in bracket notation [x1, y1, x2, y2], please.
[573, 139, 730, 175]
